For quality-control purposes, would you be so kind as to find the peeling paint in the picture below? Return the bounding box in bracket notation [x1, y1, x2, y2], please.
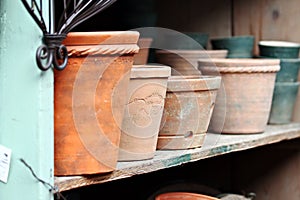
[162, 154, 192, 167]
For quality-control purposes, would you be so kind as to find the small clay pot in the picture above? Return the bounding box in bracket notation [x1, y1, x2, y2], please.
[268, 82, 300, 124]
[258, 41, 300, 59]
[276, 59, 300, 82]
[198, 58, 280, 134]
[210, 35, 254, 58]
[118, 64, 171, 161]
[134, 38, 153, 65]
[157, 75, 221, 150]
[155, 192, 220, 200]
[156, 49, 228, 75]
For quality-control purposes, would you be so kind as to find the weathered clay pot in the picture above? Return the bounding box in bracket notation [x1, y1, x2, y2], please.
[210, 35, 254, 58]
[259, 41, 300, 59]
[54, 31, 139, 176]
[157, 75, 221, 150]
[198, 58, 280, 134]
[268, 82, 300, 124]
[118, 64, 171, 161]
[276, 59, 300, 82]
[156, 50, 228, 75]
[134, 38, 153, 65]
[155, 192, 220, 200]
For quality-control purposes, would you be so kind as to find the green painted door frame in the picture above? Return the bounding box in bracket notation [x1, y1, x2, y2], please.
[0, 1, 54, 200]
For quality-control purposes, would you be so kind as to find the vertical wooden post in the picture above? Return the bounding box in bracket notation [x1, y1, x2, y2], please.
[0, 1, 54, 200]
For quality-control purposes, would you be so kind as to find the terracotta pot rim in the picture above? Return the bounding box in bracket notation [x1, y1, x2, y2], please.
[167, 75, 221, 91]
[155, 192, 220, 200]
[198, 58, 280, 66]
[259, 40, 300, 48]
[156, 49, 228, 54]
[63, 31, 140, 45]
[130, 65, 171, 78]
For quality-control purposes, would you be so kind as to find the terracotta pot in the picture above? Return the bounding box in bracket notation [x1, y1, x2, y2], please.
[155, 192, 220, 200]
[54, 31, 139, 176]
[198, 58, 280, 134]
[157, 75, 221, 150]
[118, 64, 171, 161]
[155, 50, 228, 76]
[134, 38, 153, 65]
[211, 35, 254, 58]
[268, 82, 300, 124]
[258, 41, 300, 59]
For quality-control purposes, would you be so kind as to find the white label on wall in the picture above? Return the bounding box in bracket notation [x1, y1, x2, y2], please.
[0, 145, 12, 183]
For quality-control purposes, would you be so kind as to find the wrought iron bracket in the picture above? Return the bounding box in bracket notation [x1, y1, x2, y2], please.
[21, 0, 117, 71]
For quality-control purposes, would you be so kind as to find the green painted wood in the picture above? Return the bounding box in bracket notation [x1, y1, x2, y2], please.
[0, 1, 54, 200]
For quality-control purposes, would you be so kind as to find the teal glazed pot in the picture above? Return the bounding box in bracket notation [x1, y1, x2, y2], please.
[210, 35, 254, 58]
[268, 82, 300, 124]
[184, 32, 209, 49]
[259, 41, 300, 59]
[163, 32, 209, 50]
[276, 59, 300, 82]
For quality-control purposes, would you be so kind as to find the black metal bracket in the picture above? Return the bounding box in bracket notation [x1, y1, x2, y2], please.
[21, 0, 117, 71]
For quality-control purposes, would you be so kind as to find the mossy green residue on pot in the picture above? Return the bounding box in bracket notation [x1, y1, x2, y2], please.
[268, 82, 300, 124]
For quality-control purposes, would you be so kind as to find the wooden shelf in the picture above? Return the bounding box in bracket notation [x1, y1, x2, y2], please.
[55, 123, 300, 192]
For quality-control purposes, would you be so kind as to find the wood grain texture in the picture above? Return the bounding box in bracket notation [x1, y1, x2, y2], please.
[233, 0, 300, 55]
[55, 123, 300, 192]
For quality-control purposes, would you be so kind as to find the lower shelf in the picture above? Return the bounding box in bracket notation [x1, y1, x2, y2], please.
[55, 123, 300, 192]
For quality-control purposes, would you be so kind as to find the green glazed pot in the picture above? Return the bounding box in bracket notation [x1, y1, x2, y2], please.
[268, 82, 300, 124]
[276, 59, 300, 82]
[183, 32, 209, 49]
[259, 41, 300, 59]
[210, 35, 254, 58]
[163, 32, 209, 50]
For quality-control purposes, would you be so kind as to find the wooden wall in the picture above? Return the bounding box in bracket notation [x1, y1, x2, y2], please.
[157, 0, 300, 54]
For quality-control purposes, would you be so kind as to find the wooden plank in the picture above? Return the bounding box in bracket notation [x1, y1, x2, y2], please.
[156, 0, 232, 49]
[233, 0, 300, 55]
[55, 123, 300, 192]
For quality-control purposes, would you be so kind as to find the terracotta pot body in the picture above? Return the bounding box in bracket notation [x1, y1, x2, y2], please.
[259, 41, 300, 59]
[268, 82, 300, 124]
[118, 64, 171, 161]
[157, 75, 221, 150]
[276, 59, 300, 82]
[210, 35, 254, 58]
[134, 38, 153, 65]
[156, 50, 228, 76]
[155, 192, 220, 200]
[199, 58, 280, 134]
[54, 31, 139, 176]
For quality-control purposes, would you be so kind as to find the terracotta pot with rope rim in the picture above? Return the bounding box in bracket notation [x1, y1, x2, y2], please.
[54, 31, 140, 176]
[198, 58, 280, 134]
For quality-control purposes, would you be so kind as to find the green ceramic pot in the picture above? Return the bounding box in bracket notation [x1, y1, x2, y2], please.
[183, 32, 209, 49]
[276, 59, 300, 82]
[210, 35, 254, 58]
[259, 41, 300, 59]
[163, 32, 209, 50]
[268, 82, 300, 124]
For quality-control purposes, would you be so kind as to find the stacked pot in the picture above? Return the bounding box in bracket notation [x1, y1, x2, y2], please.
[258, 41, 300, 124]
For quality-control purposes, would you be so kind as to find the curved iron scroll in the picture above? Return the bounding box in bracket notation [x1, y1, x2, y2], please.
[21, 0, 117, 71]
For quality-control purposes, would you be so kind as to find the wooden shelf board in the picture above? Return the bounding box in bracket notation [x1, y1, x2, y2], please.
[55, 123, 300, 192]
